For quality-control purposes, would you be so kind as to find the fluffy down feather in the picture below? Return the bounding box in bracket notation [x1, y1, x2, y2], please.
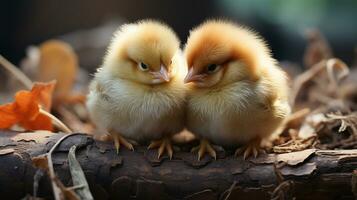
[184, 20, 290, 159]
[86, 20, 187, 157]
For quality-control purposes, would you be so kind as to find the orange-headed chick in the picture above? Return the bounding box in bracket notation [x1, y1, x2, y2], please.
[86, 20, 187, 158]
[38, 40, 78, 99]
[184, 20, 291, 160]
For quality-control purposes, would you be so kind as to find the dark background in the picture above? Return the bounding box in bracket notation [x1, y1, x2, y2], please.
[1, 0, 357, 69]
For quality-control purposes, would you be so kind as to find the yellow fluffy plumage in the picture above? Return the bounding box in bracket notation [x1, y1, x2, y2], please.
[184, 20, 291, 160]
[86, 20, 187, 158]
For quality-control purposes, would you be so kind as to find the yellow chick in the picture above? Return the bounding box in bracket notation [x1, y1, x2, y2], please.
[184, 20, 291, 160]
[86, 20, 187, 159]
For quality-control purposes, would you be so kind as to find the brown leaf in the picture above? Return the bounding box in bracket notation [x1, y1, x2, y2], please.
[277, 149, 316, 165]
[0, 148, 15, 155]
[32, 155, 49, 170]
[11, 130, 54, 143]
[303, 29, 332, 68]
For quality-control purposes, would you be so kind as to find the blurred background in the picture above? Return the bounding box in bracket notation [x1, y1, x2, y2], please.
[1, 0, 357, 71]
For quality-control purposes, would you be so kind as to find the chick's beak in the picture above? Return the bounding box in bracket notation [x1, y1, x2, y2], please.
[184, 67, 205, 83]
[151, 64, 170, 83]
[159, 65, 170, 82]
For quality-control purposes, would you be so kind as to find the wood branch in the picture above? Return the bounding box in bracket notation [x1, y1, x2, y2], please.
[0, 131, 357, 200]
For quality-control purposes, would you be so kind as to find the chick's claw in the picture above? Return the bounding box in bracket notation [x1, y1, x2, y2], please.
[191, 139, 217, 161]
[148, 138, 173, 159]
[235, 139, 263, 160]
[111, 133, 134, 154]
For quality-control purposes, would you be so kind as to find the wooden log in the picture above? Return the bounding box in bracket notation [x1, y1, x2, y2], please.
[0, 131, 356, 200]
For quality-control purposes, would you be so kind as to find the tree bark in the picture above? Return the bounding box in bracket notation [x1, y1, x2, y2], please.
[0, 131, 356, 200]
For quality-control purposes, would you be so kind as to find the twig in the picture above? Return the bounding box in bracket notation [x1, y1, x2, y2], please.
[271, 181, 293, 200]
[0, 54, 33, 89]
[40, 108, 72, 133]
[56, 105, 91, 133]
[47, 133, 84, 200]
[283, 108, 311, 129]
[271, 164, 294, 200]
[286, 108, 311, 123]
[221, 181, 238, 200]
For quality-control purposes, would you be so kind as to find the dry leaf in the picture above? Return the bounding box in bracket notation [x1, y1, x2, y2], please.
[32, 155, 49, 170]
[327, 112, 357, 134]
[303, 29, 332, 68]
[68, 145, 94, 200]
[11, 130, 54, 143]
[32, 155, 79, 200]
[277, 149, 316, 165]
[298, 113, 327, 139]
[0, 81, 56, 131]
[273, 136, 317, 153]
[0, 148, 15, 155]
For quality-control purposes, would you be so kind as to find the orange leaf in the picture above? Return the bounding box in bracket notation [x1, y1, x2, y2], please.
[0, 81, 56, 131]
[19, 112, 53, 131]
[13, 90, 40, 121]
[0, 103, 18, 129]
[32, 80, 56, 111]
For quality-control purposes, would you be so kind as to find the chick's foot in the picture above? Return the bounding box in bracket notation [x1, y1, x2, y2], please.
[191, 139, 217, 161]
[148, 137, 173, 159]
[110, 132, 134, 154]
[235, 138, 264, 160]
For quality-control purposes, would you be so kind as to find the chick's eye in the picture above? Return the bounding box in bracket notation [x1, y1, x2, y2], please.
[207, 64, 219, 73]
[139, 62, 149, 71]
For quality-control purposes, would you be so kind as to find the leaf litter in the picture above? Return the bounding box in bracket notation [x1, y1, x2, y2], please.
[271, 30, 357, 153]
